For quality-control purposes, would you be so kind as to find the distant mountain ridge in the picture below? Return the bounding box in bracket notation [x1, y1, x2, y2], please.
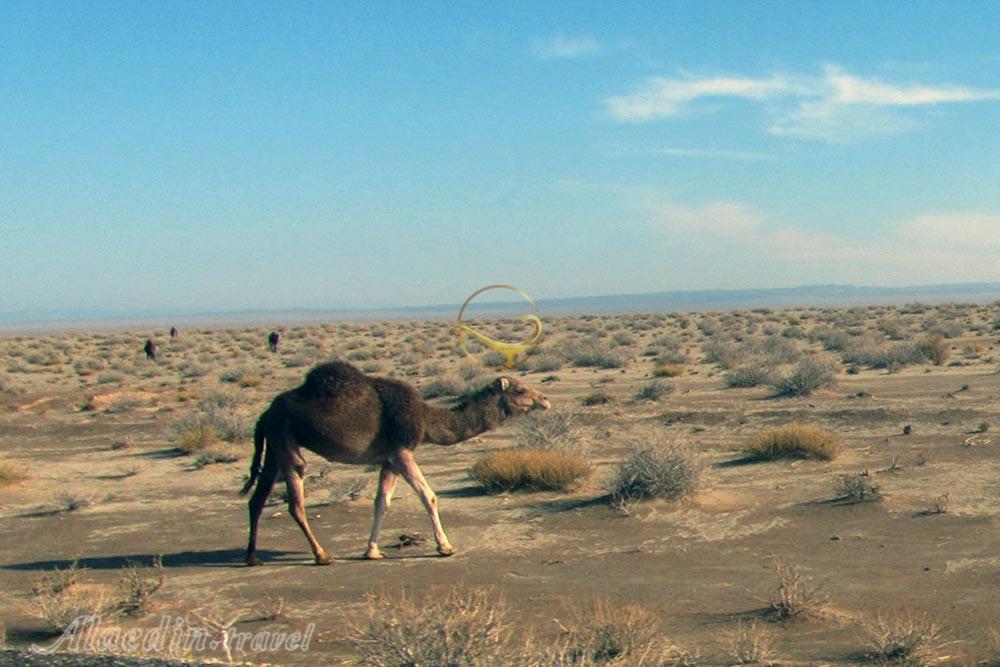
[3, 282, 998, 331]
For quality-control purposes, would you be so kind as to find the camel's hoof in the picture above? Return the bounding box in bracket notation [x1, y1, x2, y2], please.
[246, 556, 262, 567]
[437, 545, 456, 557]
[315, 554, 333, 566]
[364, 548, 384, 560]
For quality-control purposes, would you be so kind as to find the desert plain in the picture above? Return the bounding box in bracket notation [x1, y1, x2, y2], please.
[1, 301, 1000, 665]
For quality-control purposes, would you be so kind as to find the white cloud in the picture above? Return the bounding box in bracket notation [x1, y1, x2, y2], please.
[605, 75, 790, 121]
[824, 65, 1000, 106]
[654, 146, 773, 161]
[607, 65, 1000, 140]
[760, 213, 1000, 282]
[635, 194, 765, 237]
[636, 190, 1000, 283]
[532, 34, 601, 59]
[769, 100, 917, 141]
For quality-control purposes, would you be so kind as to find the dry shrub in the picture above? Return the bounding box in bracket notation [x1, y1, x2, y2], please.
[193, 445, 242, 468]
[746, 424, 841, 461]
[345, 587, 509, 666]
[720, 620, 775, 664]
[916, 334, 949, 366]
[175, 422, 220, 454]
[770, 357, 836, 396]
[653, 364, 685, 378]
[633, 380, 674, 402]
[607, 435, 702, 511]
[0, 457, 27, 486]
[471, 449, 591, 493]
[26, 560, 164, 633]
[864, 611, 942, 665]
[834, 471, 881, 503]
[765, 558, 828, 620]
[559, 600, 660, 663]
[724, 362, 774, 388]
[581, 390, 613, 406]
[516, 409, 585, 451]
[170, 391, 252, 452]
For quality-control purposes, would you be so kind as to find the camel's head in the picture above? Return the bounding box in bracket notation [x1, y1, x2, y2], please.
[495, 376, 550, 413]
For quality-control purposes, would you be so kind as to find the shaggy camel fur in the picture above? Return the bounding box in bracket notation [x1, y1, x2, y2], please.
[241, 361, 549, 565]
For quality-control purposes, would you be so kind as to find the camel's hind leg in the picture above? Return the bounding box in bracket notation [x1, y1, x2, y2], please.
[245, 466, 278, 566]
[284, 466, 332, 565]
[365, 463, 399, 560]
[395, 449, 454, 557]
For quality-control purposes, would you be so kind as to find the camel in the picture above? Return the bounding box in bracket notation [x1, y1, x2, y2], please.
[267, 331, 280, 353]
[241, 361, 550, 566]
[143, 339, 157, 361]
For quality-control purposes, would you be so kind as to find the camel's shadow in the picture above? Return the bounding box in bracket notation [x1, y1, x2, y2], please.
[1, 548, 300, 572]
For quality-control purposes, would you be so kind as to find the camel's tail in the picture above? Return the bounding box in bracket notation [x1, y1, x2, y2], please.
[240, 412, 267, 496]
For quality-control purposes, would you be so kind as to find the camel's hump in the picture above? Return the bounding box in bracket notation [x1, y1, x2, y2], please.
[300, 361, 369, 395]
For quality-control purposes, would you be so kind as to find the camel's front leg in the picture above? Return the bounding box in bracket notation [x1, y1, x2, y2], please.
[365, 464, 398, 560]
[395, 449, 454, 557]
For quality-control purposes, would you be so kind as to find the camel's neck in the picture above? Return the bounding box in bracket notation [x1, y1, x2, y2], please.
[422, 394, 510, 445]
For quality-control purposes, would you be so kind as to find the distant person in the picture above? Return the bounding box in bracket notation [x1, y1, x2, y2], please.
[143, 339, 157, 361]
[268, 331, 280, 353]
[170, 326, 179, 339]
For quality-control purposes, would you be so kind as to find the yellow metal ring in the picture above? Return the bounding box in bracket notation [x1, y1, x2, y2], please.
[454, 285, 542, 369]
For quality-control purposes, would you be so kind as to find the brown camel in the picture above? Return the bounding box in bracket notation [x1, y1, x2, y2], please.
[241, 361, 550, 566]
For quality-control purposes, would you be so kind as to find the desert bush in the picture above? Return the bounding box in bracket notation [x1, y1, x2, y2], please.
[607, 436, 702, 510]
[560, 599, 662, 663]
[516, 409, 585, 451]
[72, 357, 105, 376]
[770, 358, 836, 396]
[345, 587, 509, 667]
[96, 371, 126, 384]
[169, 391, 252, 452]
[193, 446, 242, 468]
[761, 336, 801, 364]
[421, 375, 463, 399]
[724, 363, 773, 388]
[916, 334, 949, 366]
[720, 620, 774, 665]
[218, 365, 261, 384]
[765, 558, 828, 620]
[809, 326, 850, 352]
[471, 449, 590, 493]
[580, 390, 613, 407]
[702, 337, 741, 368]
[842, 336, 925, 370]
[528, 352, 564, 372]
[746, 424, 841, 461]
[834, 471, 881, 503]
[0, 457, 27, 486]
[563, 339, 627, 369]
[652, 363, 684, 378]
[633, 380, 674, 402]
[27, 560, 164, 633]
[863, 611, 942, 665]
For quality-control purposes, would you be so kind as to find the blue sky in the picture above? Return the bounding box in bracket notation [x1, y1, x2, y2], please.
[2, 1, 998, 317]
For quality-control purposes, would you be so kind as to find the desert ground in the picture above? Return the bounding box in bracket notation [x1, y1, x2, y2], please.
[1, 301, 999, 665]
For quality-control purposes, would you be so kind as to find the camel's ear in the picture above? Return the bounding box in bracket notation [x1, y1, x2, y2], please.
[496, 377, 511, 391]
